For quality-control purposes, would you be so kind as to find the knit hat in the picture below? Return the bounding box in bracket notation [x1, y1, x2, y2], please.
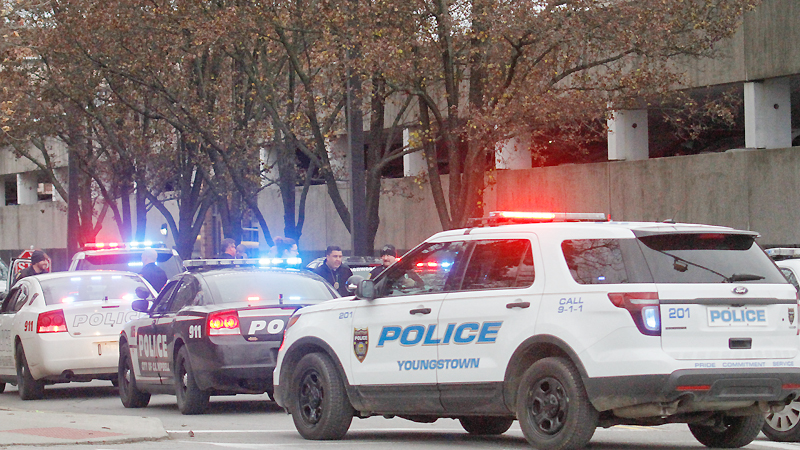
[30, 250, 46, 265]
[380, 245, 397, 257]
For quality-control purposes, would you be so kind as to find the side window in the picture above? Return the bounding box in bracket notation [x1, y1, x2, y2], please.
[168, 276, 200, 312]
[152, 280, 180, 314]
[781, 268, 799, 291]
[562, 239, 631, 284]
[461, 239, 534, 290]
[381, 241, 467, 297]
[11, 285, 29, 312]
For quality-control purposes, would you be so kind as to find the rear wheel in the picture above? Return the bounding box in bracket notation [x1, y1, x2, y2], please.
[516, 357, 598, 450]
[459, 417, 514, 435]
[763, 399, 800, 442]
[689, 413, 764, 448]
[175, 346, 209, 415]
[290, 353, 354, 440]
[15, 342, 44, 400]
[119, 342, 150, 408]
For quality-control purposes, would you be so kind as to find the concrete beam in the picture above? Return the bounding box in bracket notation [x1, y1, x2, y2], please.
[16, 172, 38, 205]
[744, 77, 792, 149]
[403, 128, 426, 177]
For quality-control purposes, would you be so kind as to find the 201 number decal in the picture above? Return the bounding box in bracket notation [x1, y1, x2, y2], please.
[668, 307, 690, 319]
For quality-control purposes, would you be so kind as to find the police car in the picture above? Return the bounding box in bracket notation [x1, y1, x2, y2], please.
[0, 271, 153, 399]
[274, 211, 800, 450]
[118, 258, 338, 414]
[68, 242, 184, 279]
[761, 247, 800, 441]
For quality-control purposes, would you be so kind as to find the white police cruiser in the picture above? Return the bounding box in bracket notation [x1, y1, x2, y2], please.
[274, 212, 800, 450]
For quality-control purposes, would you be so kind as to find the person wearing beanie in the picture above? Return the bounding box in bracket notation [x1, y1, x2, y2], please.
[369, 244, 398, 280]
[15, 249, 50, 284]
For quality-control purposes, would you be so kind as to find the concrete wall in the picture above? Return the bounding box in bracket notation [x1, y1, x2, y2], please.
[488, 147, 800, 246]
[682, 0, 800, 86]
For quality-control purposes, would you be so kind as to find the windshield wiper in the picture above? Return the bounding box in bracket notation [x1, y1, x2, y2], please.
[726, 273, 765, 282]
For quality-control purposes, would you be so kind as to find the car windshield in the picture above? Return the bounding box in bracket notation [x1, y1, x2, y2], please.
[203, 270, 338, 305]
[39, 274, 148, 306]
[79, 252, 183, 278]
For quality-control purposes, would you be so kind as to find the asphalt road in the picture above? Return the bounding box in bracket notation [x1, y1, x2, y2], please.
[1, 380, 800, 450]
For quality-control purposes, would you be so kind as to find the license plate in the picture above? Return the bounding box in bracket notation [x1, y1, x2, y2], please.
[95, 341, 117, 356]
[707, 306, 768, 327]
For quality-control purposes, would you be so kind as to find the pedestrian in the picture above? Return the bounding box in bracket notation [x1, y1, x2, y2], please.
[370, 244, 398, 279]
[313, 246, 353, 296]
[275, 237, 299, 258]
[236, 244, 248, 259]
[15, 249, 50, 284]
[219, 238, 236, 259]
[139, 248, 167, 292]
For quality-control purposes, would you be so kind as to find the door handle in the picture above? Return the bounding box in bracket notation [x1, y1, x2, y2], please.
[506, 301, 530, 309]
[410, 307, 432, 315]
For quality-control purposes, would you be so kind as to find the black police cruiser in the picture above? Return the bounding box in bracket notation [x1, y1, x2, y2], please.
[118, 258, 337, 414]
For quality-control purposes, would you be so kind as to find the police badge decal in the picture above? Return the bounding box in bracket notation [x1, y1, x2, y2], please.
[353, 328, 369, 362]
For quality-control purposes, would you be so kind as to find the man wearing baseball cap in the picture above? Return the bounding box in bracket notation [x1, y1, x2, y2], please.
[369, 244, 398, 279]
[14, 249, 50, 284]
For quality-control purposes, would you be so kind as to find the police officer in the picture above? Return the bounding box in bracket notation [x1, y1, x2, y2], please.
[15, 250, 49, 284]
[313, 246, 353, 296]
[139, 248, 167, 292]
[369, 244, 398, 279]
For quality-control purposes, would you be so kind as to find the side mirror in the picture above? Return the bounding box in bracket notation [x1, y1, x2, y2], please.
[135, 286, 151, 300]
[346, 275, 364, 294]
[355, 279, 376, 300]
[131, 299, 150, 313]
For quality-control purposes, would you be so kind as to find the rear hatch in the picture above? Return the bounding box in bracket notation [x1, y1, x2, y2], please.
[634, 232, 798, 360]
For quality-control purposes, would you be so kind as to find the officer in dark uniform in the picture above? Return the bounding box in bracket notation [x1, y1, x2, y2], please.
[139, 248, 167, 292]
[370, 244, 398, 279]
[313, 246, 353, 296]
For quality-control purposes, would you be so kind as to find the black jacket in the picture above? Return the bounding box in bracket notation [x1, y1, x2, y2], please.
[140, 262, 168, 292]
[314, 263, 353, 296]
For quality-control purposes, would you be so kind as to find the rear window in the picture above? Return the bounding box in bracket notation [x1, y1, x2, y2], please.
[39, 274, 148, 306]
[202, 270, 337, 305]
[562, 234, 785, 284]
[77, 252, 183, 278]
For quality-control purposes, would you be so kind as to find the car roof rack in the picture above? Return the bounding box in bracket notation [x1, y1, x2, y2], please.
[466, 211, 608, 227]
[184, 257, 303, 271]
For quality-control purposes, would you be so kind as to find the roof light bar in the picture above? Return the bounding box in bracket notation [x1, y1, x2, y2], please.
[184, 257, 303, 271]
[766, 248, 800, 260]
[466, 211, 607, 227]
[83, 241, 166, 250]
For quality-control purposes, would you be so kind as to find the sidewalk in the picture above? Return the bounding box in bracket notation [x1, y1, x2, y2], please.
[0, 407, 168, 446]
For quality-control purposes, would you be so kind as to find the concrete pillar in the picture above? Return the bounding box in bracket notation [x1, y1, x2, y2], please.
[496, 136, 531, 170]
[607, 109, 649, 161]
[16, 172, 38, 205]
[744, 77, 792, 149]
[0, 176, 5, 206]
[259, 147, 280, 184]
[403, 128, 426, 177]
[327, 135, 348, 180]
[52, 168, 67, 202]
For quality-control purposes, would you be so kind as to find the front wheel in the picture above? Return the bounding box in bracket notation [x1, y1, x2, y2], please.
[516, 357, 598, 450]
[175, 346, 209, 415]
[290, 353, 354, 440]
[459, 417, 514, 435]
[763, 399, 800, 442]
[15, 343, 44, 400]
[119, 342, 150, 408]
[689, 413, 764, 448]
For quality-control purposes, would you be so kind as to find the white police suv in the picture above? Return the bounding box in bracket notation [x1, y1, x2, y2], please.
[274, 212, 800, 450]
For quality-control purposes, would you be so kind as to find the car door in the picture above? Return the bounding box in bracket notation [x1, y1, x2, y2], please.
[153, 275, 200, 383]
[350, 240, 467, 413]
[134, 280, 180, 383]
[0, 286, 24, 377]
[436, 236, 543, 414]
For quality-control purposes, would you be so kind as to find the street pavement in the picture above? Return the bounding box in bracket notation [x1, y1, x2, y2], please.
[0, 406, 167, 446]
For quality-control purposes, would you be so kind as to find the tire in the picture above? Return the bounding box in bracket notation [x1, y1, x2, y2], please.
[175, 346, 209, 415]
[290, 353, 354, 440]
[459, 416, 514, 435]
[516, 357, 598, 450]
[119, 342, 150, 408]
[689, 413, 764, 448]
[15, 342, 44, 400]
[763, 399, 800, 442]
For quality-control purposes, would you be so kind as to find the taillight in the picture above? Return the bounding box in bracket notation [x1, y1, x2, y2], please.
[207, 310, 240, 336]
[608, 292, 660, 336]
[38, 310, 68, 333]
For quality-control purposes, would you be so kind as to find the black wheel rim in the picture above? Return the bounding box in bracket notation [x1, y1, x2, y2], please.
[298, 369, 324, 425]
[121, 357, 133, 394]
[525, 376, 569, 436]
